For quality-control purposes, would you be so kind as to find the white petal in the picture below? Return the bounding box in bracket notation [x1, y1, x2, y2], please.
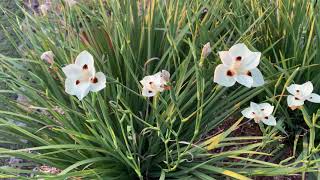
[261, 115, 276, 126]
[250, 68, 264, 87]
[140, 75, 164, 93]
[65, 78, 90, 100]
[287, 95, 304, 107]
[235, 74, 253, 88]
[75, 51, 95, 75]
[140, 75, 158, 87]
[142, 88, 157, 97]
[250, 102, 260, 112]
[213, 64, 236, 87]
[259, 103, 274, 116]
[152, 70, 170, 84]
[160, 70, 170, 83]
[241, 107, 255, 119]
[229, 43, 250, 59]
[89, 72, 106, 92]
[287, 84, 302, 96]
[218, 51, 233, 66]
[241, 52, 261, 70]
[301, 81, 313, 97]
[306, 93, 320, 103]
[62, 64, 82, 79]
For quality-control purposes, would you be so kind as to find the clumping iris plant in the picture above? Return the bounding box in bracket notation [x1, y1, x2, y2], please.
[1, 0, 320, 179]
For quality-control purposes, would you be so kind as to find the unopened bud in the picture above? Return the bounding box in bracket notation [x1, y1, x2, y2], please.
[41, 51, 54, 65]
[201, 42, 211, 58]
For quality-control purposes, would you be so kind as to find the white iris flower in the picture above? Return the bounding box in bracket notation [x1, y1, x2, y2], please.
[241, 102, 276, 126]
[62, 51, 106, 100]
[287, 81, 320, 110]
[214, 43, 264, 88]
[140, 70, 170, 97]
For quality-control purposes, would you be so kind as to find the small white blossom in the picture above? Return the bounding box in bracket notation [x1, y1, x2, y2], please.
[140, 70, 170, 97]
[41, 51, 54, 65]
[62, 51, 106, 100]
[241, 102, 276, 126]
[287, 81, 320, 110]
[214, 43, 264, 88]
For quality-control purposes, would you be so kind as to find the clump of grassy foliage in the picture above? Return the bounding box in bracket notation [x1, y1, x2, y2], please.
[0, 0, 320, 179]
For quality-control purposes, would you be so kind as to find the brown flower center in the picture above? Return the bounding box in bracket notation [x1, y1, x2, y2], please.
[76, 80, 80, 85]
[83, 64, 88, 70]
[236, 56, 242, 61]
[91, 77, 98, 83]
[226, 70, 235, 76]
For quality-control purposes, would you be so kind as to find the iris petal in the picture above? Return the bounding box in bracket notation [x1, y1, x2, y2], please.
[142, 88, 157, 97]
[235, 74, 253, 88]
[75, 51, 95, 75]
[241, 107, 255, 119]
[229, 43, 250, 59]
[307, 93, 320, 103]
[261, 115, 276, 126]
[62, 64, 82, 79]
[65, 78, 90, 100]
[287, 95, 304, 107]
[218, 51, 233, 67]
[286, 84, 302, 96]
[240, 52, 261, 70]
[89, 72, 106, 92]
[301, 81, 313, 97]
[250, 68, 264, 87]
[250, 102, 260, 112]
[259, 103, 274, 116]
[213, 64, 236, 87]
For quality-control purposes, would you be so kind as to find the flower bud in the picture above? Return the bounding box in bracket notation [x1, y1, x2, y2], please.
[41, 51, 54, 65]
[201, 42, 211, 58]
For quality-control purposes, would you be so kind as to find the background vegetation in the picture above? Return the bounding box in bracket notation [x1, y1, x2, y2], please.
[0, 0, 319, 179]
